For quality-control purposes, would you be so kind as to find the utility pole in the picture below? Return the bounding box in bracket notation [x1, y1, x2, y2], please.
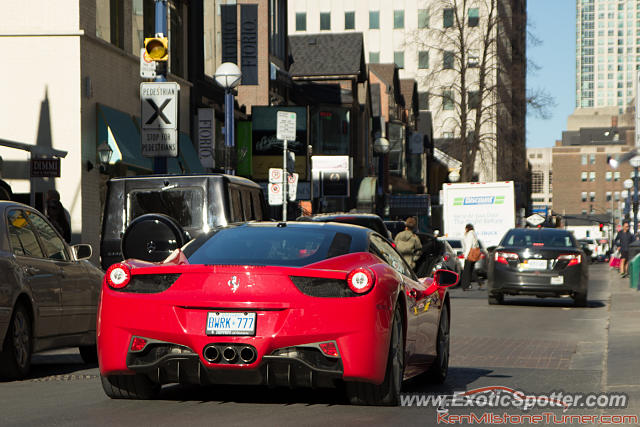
[153, 0, 168, 174]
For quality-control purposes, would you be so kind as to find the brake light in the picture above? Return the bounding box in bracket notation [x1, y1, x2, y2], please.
[495, 251, 519, 265]
[458, 254, 465, 259]
[444, 254, 450, 261]
[130, 337, 148, 352]
[391, 242, 397, 248]
[347, 267, 376, 294]
[558, 254, 581, 267]
[480, 253, 486, 259]
[106, 263, 131, 289]
[319, 341, 339, 357]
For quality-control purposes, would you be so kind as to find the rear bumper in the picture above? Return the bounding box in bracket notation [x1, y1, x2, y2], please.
[488, 266, 586, 297]
[97, 284, 396, 386]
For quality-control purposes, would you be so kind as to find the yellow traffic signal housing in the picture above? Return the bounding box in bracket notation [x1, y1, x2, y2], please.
[144, 37, 169, 61]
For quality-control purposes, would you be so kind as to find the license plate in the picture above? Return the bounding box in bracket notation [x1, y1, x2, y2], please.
[550, 276, 564, 285]
[206, 312, 256, 336]
[521, 259, 547, 270]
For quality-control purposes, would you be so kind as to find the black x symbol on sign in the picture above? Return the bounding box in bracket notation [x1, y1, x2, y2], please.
[145, 99, 171, 125]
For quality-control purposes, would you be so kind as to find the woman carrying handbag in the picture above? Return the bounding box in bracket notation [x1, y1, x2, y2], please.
[462, 224, 481, 290]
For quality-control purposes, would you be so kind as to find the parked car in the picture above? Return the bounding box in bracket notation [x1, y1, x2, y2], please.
[0, 202, 102, 379]
[384, 220, 406, 239]
[297, 213, 394, 242]
[578, 238, 600, 262]
[100, 174, 268, 270]
[487, 228, 589, 306]
[414, 233, 462, 280]
[98, 222, 458, 405]
[441, 238, 487, 282]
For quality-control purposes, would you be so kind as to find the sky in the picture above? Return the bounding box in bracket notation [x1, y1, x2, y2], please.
[526, 0, 576, 148]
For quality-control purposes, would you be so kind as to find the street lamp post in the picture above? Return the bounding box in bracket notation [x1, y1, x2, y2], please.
[214, 63, 242, 175]
[97, 141, 113, 174]
[630, 157, 640, 234]
[373, 137, 390, 217]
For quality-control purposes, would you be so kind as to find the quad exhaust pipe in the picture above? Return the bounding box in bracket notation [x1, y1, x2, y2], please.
[203, 344, 256, 364]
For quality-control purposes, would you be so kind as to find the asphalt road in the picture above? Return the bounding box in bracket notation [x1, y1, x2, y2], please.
[0, 264, 634, 426]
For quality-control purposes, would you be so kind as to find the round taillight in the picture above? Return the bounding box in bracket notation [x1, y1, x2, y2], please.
[106, 263, 131, 289]
[347, 267, 375, 294]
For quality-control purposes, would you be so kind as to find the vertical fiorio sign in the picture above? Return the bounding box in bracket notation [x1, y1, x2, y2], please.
[221, 4, 237, 64]
[197, 108, 215, 169]
[241, 4, 258, 85]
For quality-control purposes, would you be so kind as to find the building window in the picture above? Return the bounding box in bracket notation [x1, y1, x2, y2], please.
[589, 172, 596, 181]
[468, 91, 480, 109]
[131, 0, 154, 57]
[443, 51, 454, 69]
[606, 171, 612, 181]
[296, 12, 306, 31]
[443, 90, 454, 110]
[96, 0, 124, 49]
[582, 192, 588, 202]
[590, 153, 596, 164]
[532, 171, 544, 193]
[615, 191, 620, 201]
[394, 10, 404, 29]
[419, 92, 429, 110]
[418, 9, 429, 28]
[320, 12, 331, 30]
[418, 51, 429, 69]
[394, 51, 404, 69]
[614, 171, 620, 181]
[582, 209, 587, 215]
[443, 8, 454, 28]
[468, 8, 479, 27]
[590, 192, 596, 202]
[468, 50, 479, 67]
[581, 154, 587, 165]
[344, 11, 355, 30]
[607, 191, 612, 201]
[369, 51, 380, 63]
[581, 172, 588, 182]
[369, 10, 380, 29]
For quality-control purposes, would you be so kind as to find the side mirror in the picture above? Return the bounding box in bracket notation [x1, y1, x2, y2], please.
[73, 244, 92, 260]
[433, 269, 459, 287]
[487, 246, 497, 253]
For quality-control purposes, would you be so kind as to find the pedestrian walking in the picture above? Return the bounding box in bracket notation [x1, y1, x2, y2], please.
[461, 223, 481, 290]
[46, 189, 71, 243]
[614, 222, 635, 278]
[395, 216, 422, 271]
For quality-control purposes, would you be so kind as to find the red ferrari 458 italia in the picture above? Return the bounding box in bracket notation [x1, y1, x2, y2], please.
[97, 222, 457, 405]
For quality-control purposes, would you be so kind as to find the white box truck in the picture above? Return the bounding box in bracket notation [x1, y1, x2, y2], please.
[441, 181, 516, 248]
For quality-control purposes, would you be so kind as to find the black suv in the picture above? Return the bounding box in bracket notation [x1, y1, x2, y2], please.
[296, 213, 393, 241]
[100, 174, 267, 269]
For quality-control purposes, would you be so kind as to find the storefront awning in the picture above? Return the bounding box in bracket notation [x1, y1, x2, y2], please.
[97, 104, 152, 172]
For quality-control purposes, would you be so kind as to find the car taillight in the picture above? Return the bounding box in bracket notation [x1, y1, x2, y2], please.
[347, 267, 375, 294]
[558, 254, 581, 267]
[444, 254, 450, 261]
[318, 341, 339, 357]
[458, 254, 465, 259]
[106, 263, 131, 289]
[480, 253, 486, 259]
[495, 251, 519, 265]
[130, 337, 148, 352]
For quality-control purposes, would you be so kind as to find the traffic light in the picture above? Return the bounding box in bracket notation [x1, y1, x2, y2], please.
[144, 37, 169, 61]
[599, 223, 604, 231]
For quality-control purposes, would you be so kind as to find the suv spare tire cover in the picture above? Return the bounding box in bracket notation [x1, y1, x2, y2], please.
[121, 213, 186, 263]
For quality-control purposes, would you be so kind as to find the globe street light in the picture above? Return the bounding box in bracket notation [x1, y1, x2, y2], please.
[214, 63, 242, 175]
[448, 169, 461, 183]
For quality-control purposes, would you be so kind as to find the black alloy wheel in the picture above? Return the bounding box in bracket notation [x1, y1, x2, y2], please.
[0, 304, 32, 380]
[488, 293, 504, 305]
[100, 374, 161, 399]
[428, 303, 450, 383]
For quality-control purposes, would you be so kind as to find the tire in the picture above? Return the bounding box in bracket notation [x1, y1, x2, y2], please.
[0, 304, 32, 380]
[121, 213, 186, 263]
[573, 291, 588, 307]
[79, 345, 98, 364]
[346, 304, 404, 406]
[100, 374, 160, 400]
[428, 303, 450, 383]
[488, 293, 504, 305]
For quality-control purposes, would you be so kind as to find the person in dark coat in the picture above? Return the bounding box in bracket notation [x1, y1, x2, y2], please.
[614, 221, 635, 278]
[46, 190, 71, 243]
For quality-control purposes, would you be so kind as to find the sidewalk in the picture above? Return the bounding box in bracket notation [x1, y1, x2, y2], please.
[604, 266, 640, 415]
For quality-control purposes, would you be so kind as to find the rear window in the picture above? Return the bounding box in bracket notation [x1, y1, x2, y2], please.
[128, 187, 204, 228]
[183, 226, 353, 267]
[446, 239, 462, 249]
[321, 216, 385, 235]
[501, 230, 576, 248]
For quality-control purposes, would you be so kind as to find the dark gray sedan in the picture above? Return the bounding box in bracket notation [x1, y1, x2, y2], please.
[0, 202, 103, 379]
[487, 228, 588, 306]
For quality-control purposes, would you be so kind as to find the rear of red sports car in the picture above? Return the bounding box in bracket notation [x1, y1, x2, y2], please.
[98, 223, 405, 398]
